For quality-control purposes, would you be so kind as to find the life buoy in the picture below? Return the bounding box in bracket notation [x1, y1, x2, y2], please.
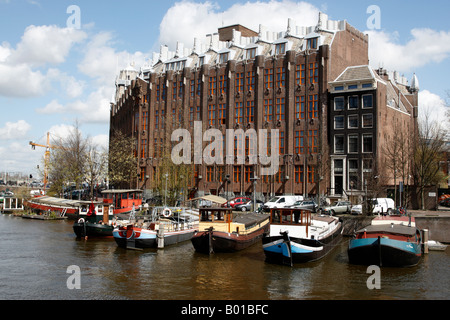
[78, 218, 85, 224]
[162, 207, 172, 218]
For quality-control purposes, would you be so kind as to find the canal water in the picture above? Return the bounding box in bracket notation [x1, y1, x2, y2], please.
[0, 214, 448, 302]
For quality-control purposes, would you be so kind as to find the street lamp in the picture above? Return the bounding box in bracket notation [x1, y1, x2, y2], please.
[250, 176, 259, 212]
[164, 173, 169, 207]
[225, 174, 230, 207]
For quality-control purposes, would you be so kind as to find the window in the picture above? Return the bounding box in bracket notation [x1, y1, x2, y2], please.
[279, 131, 285, 155]
[246, 100, 254, 123]
[334, 97, 344, 111]
[309, 62, 318, 84]
[348, 96, 358, 109]
[190, 80, 195, 97]
[308, 130, 318, 154]
[362, 114, 373, 128]
[264, 99, 273, 122]
[295, 96, 305, 120]
[220, 52, 229, 64]
[335, 86, 344, 91]
[264, 68, 273, 89]
[295, 64, 305, 86]
[140, 167, 146, 182]
[218, 104, 226, 125]
[219, 75, 227, 95]
[245, 166, 254, 183]
[246, 71, 255, 91]
[334, 135, 344, 154]
[235, 102, 243, 124]
[208, 104, 216, 127]
[233, 166, 241, 183]
[197, 78, 202, 96]
[362, 94, 373, 108]
[276, 67, 285, 88]
[142, 111, 148, 132]
[276, 98, 285, 121]
[295, 165, 304, 183]
[295, 131, 305, 154]
[140, 139, 147, 159]
[334, 116, 344, 129]
[206, 167, 214, 182]
[307, 37, 318, 49]
[362, 83, 372, 88]
[348, 84, 358, 90]
[275, 165, 285, 183]
[189, 106, 194, 127]
[209, 76, 216, 96]
[348, 159, 359, 189]
[246, 48, 256, 59]
[362, 134, 373, 153]
[155, 110, 159, 129]
[235, 72, 244, 93]
[307, 165, 315, 183]
[275, 43, 286, 55]
[348, 135, 358, 153]
[178, 81, 183, 98]
[199, 57, 204, 66]
[348, 115, 358, 129]
[308, 94, 318, 119]
[156, 84, 160, 101]
[216, 166, 224, 182]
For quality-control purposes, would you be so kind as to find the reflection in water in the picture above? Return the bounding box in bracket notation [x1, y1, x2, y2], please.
[0, 214, 448, 300]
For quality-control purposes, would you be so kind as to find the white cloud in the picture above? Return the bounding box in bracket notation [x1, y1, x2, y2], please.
[7, 25, 87, 67]
[418, 90, 450, 127]
[367, 28, 450, 72]
[158, 0, 320, 50]
[78, 31, 146, 86]
[0, 120, 31, 140]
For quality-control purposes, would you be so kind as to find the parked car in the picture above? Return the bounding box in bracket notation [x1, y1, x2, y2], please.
[222, 196, 251, 208]
[319, 200, 352, 215]
[350, 204, 363, 215]
[351, 198, 396, 215]
[235, 200, 264, 211]
[369, 198, 395, 214]
[262, 195, 303, 212]
[439, 197, 450, 207]
[286, 200, 318, 212]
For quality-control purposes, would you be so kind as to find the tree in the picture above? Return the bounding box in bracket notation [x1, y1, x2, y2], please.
[47, 123, 88, 198]
[107, 129, 138, 189]
[84, 140, 108, 199]
[414, 113, 447, 210]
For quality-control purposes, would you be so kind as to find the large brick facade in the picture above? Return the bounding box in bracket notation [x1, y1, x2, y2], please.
[111, 13, 406, 202]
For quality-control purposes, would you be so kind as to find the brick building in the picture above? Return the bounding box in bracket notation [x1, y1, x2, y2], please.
[109, 13, 416, 202]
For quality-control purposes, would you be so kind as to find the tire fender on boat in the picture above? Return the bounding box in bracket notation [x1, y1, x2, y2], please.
[162, 207, 172, 218]
[78, 218, 85, 224]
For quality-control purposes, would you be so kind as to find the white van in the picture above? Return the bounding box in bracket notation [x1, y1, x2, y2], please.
[369, 198, 395, 214]
[263, 195, 304, 211]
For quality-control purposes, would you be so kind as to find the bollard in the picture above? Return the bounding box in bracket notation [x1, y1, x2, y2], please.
[422, 229, 429, 254]
[157, 227, 165, 249]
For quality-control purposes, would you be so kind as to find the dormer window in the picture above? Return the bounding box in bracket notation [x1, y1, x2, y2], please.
[246, 48, 256, 59]
[220, 52, 229, 64]
[275, 43, 286, 55]
[198, 56, 204, 66]
[307, 37, 318, 49]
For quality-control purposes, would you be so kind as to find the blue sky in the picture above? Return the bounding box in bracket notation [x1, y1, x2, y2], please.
[0, 0, 449, 178]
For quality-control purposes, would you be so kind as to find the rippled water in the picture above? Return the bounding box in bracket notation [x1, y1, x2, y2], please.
[0, 214, 448, 300]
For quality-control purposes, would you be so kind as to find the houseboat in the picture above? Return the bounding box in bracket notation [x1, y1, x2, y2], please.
[113, 206, 199, 249]
[191, 207, 270, 254]
[24, 196, 85, 219]
[262, 208, 343, 266]
[348, 214, 422, 267]
[101, 189, 143, 215]
[72, 202, 115, 238]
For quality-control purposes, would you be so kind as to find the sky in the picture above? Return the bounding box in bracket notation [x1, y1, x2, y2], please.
[0, 0, 449, 179]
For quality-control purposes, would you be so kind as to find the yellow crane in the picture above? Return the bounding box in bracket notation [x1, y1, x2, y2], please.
[29, 132, 61, 189]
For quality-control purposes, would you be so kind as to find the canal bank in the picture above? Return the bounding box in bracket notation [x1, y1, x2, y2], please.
[340, 210, 450, 243]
